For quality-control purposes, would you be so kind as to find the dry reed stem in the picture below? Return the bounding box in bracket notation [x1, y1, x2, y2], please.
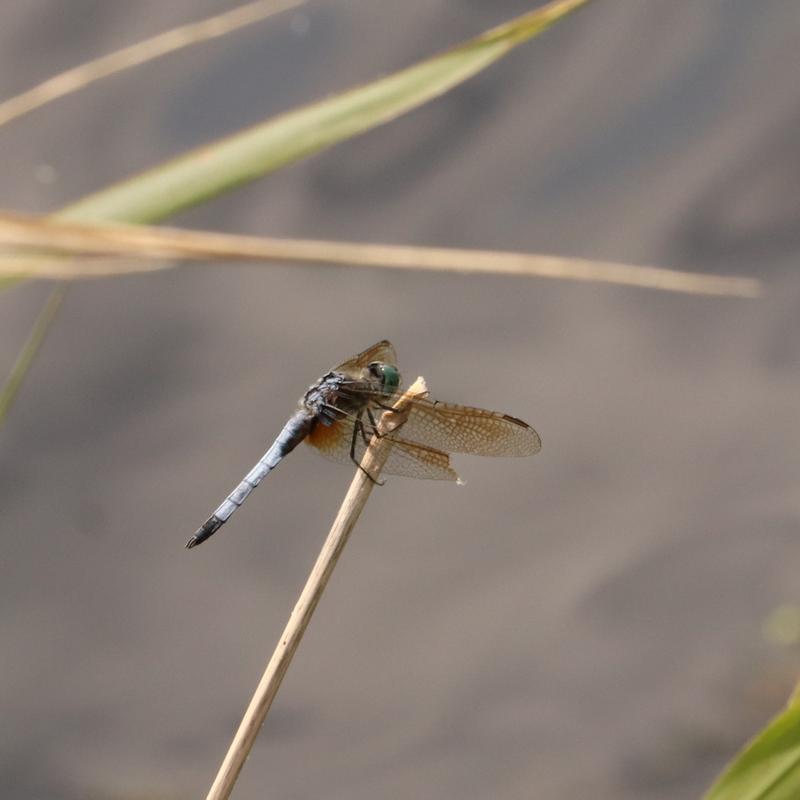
[0, 0, 303, 129]
[0, 211, 761, 297]
[203, 378, 428, 800]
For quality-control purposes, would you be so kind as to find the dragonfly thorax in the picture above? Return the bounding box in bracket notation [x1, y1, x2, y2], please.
[300, 362, 400, 429]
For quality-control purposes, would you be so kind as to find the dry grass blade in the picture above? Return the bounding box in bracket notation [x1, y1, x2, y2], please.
[202, 378, 428, 800]
[0, 211, 762, 297]
[0, 0, 303, 128]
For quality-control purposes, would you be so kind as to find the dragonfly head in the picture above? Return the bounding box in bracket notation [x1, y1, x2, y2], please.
[368, 361, 401, 396]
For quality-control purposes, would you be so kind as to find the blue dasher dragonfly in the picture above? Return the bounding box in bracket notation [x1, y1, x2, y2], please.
[187, 340, 541, 548]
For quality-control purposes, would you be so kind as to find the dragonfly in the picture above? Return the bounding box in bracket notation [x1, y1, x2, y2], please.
[187, 340, 541, 548]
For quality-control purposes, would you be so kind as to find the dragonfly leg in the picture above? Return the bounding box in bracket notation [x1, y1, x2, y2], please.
[369, 406, 406, 440]
[366, 405, 406, 441]
[350, 413, 384, 486]
[359, 411, 373, 447]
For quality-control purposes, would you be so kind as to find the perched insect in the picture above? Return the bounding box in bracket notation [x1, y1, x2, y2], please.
[187, 340, 541, 548]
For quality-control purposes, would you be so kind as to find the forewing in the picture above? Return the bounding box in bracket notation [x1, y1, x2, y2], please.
[397, 397, 542, 457]
[306, 415, 458, 481]
[333, 340, 397, 373]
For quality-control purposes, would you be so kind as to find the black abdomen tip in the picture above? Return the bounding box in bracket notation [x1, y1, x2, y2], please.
[186, 515, 224, 549]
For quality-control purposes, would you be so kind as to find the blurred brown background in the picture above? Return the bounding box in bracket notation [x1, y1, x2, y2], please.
[1, 2, 799, 798]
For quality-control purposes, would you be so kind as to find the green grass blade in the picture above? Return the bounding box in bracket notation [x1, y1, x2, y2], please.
[1, 0, 589, 428]
[0, 284, 66, 427]
[0, 276, 24, 292]
[703, 694, 800, 800]
[58, 0, 591, 224]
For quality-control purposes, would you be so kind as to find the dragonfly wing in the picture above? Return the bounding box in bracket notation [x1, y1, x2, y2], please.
[306, 415, 459, 481]
[333, 340, 397, 372]
[396, 397, 542, 457]
[378, 437, 459, 481]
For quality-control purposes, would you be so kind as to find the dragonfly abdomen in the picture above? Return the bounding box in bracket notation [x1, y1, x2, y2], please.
[186, 410, 314, 548]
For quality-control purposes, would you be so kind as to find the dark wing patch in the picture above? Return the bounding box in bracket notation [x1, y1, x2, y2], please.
[333, 340, 397, 373]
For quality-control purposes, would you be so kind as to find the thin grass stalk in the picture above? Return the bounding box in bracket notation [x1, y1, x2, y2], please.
[203, 378, 428, 800]
[0, 0, 303, 129]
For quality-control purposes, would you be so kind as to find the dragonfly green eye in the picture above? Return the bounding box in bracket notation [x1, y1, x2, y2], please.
[369, 362, 400, 395]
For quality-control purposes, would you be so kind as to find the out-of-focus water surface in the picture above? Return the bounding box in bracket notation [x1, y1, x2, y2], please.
[2, 2, 799, 798]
